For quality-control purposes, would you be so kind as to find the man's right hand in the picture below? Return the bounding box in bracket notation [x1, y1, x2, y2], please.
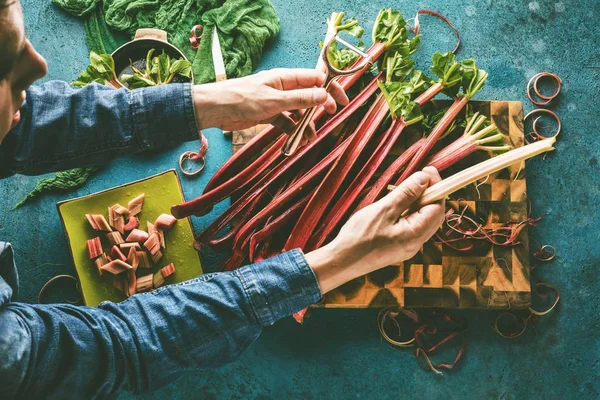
[306, 167, 445, 294]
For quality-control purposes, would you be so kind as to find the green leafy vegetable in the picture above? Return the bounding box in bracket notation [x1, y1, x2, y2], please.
[72, 51, 121, 88]
[321, 13, 365, 70]
[372, 9, 408, 46]
[429, 51, 462, 97]
[120, 49, 193, 89]
[460, 58, 488, 99]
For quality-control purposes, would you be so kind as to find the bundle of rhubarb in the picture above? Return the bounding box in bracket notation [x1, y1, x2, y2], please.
[171, 10, 555, 317]
[85, 193, 178, 297]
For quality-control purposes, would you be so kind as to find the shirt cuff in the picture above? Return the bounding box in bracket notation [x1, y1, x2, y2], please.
[130, 83, 200, 149]
[235, 249, 322, 326]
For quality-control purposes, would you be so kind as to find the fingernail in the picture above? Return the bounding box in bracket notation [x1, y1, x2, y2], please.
[313, 88, 327, 104]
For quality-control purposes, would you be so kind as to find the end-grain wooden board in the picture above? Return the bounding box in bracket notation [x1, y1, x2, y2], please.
[232, 101, 531, 309]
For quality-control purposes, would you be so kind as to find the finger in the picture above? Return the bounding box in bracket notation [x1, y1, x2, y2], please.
[279, 87, 328, 110]
[422, 166, 442, 184]
[397, 201, 445, 239]
[329, 81, 350, 106]
[264, 68, 327, 90]
[380, 171, 431, 218]
[323, 94, 337, 114]
[266, 113, 297, 134]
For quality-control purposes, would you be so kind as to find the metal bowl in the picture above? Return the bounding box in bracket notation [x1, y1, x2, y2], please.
[111, 29, 193, 87]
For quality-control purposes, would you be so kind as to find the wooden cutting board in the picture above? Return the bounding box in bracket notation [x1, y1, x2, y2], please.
[232, 100, 531, 309]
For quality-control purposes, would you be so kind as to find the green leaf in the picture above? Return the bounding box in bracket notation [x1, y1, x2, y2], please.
[429, 51, 462, 97]
[461, 58, 488, 99]
[401, 101, 423, 126]
[169, 59, 192, 78]
[372, 9, 408, 46]
[382, 51, 414, 83]
[120, 74, 156, 89]
[72, 51, 118, 88]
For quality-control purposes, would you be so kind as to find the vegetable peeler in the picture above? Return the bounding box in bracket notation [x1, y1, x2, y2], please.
[281, 35, 372, 157]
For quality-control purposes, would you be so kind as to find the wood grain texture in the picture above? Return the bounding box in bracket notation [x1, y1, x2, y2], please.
[233, 101, 531, 309]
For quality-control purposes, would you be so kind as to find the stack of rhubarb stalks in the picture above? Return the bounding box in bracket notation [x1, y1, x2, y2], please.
[171, 9, 555, 321]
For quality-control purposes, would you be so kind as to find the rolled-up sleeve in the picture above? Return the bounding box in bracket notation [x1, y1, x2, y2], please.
[0, 81, 200, 178]
[0, 249, 322, 399]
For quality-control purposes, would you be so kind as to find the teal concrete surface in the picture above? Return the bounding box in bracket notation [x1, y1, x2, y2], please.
[1, 0, 599, 398]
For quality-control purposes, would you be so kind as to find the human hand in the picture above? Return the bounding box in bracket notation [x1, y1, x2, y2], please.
[305, 167, 446, 294]
[192, 68, 348, 136]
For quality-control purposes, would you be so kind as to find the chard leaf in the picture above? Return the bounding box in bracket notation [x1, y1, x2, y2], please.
[120, 74, 156, 89]
[461, 58, 488, 99]
[169, 59, 193, 79]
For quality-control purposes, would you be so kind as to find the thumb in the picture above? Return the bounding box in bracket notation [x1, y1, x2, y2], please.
[382, 171, 431, 217]
[280, 88, 328, 110]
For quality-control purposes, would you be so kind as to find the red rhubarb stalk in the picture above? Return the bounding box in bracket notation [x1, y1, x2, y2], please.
[175, 74, 381, 223]
[248, 192, 311, 261]
[284, 94, 390, 251]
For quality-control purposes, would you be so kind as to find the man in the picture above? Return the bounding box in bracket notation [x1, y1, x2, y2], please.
[0, 1, 445, 398]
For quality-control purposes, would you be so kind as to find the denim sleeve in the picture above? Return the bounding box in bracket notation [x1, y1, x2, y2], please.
[0, 250, 321, 399]
[0, 81, 200, 178]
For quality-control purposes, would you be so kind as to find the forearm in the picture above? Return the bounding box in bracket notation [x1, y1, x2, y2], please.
[0, 81, 199, 177]
[0, 250, 320, 398]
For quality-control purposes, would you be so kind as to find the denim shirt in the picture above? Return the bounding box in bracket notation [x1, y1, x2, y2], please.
[0, 81, 322, 399]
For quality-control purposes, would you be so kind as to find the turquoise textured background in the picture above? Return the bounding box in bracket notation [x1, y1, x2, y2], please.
[0, 0, 598, 398]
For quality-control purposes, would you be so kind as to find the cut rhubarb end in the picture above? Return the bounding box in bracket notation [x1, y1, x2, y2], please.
[144, 232, 161, 255]
[106, 231, 125, 246]
[86, 237, 102, 260]
[123, 216, 140, 231]
[293, 308, 308, 324]
[94, 253, 109, 275]
[152, 271, 165, 288]
[119, 242, 141, 251]
[127, 270, 137, 296]
[161, 263, 176, 278]
[87, 214, 112, 232]
[136, 251, 151, 268]
[126, 247, 139, 270]
[151, 250, 163, 264]
[128, 194, 145, 216]
[135, 274, 154, 293]
[100, 260, 130, 275]
[110, 245, 127, 262]
[155, 214, 177, 230]
[111, 203, 129, 215]
[126, 229, 149, 243]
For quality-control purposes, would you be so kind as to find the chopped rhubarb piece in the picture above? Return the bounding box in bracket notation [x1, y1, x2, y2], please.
[161, 263, 176, 278]
[151, 250, 163, 264]
[127, 270, 137, 296]
[86, 214, 112, 231]
[94, 253, 109, 275]
[147, 221, 157, 235]
[106, 231, 125, 246]
[147, 222, 165, 248]
[144, 233, 161, 254]
[136, 251, 151, 268]
[123, 216, 139, 231]
[136, 274, 154, 293]
[112, 203, 129, 215]
[126, 248, 139, 270]
[128, 194, 145, 216]
[108, 206, 125, 234]
[120, 242, 140, 251]
[126, 229, 149, 243]
[100, 259, 131, 275]
[113, 275, 126, 294]
[154, 214, 177, 230]
[110, 245, 127, 262]
[153, 270, 165, 288]
[86, 237, 102, 260]
[157, 229, 165, 249]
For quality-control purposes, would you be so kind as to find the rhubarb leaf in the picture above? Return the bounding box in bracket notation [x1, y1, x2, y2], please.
[72, 51, 119, 88]
[401, 101, 423, 126]
[120, 74, 156, 89]
[168, 59, 193, 81]
[383, 51, 414, 83]
[461, 58, 488, 99]
[430, 51, 462, 97]
[373, 9, 408, 46]
[321, 14, 366, 70]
